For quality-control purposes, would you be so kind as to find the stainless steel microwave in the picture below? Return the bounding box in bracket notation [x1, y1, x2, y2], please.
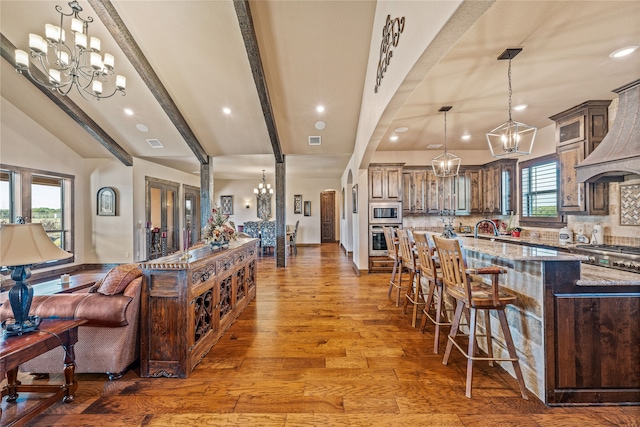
[369, 202, 402, 224]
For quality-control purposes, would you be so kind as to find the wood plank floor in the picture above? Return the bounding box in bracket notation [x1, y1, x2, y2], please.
[3, 244, 639, 426]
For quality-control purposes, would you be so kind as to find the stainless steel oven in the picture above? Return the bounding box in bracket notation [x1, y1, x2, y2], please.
[369, 202, 402, 224]
[369, 224, 401, 256]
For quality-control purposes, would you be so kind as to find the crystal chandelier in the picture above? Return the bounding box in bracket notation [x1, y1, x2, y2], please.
[431, 106, 460, 177]
[13, 1, 126, 101]
[486, 48, 536, 158]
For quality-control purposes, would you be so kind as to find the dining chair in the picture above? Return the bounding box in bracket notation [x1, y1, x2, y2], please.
[397, 228, 423, 327]
[383, 226, 402, 306]
[433, 235, 528, 399]
[288, 220, 300, 255]
[414, 232, 451, 353]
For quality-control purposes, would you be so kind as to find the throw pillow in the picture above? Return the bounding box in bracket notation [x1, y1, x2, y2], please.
[97, 264, 141, 295]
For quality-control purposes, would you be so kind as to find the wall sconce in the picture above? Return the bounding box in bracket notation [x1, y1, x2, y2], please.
[245, 201, 250, 209]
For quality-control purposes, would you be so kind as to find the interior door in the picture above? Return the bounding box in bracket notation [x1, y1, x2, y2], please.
[184, 184, 201, 245]
[321, 191, 335, 243]
[146, 177, 179, 259]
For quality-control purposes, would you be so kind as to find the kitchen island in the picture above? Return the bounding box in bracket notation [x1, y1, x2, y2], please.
[457, 237, 639, 406]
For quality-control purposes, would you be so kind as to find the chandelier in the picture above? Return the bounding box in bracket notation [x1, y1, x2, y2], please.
[431, 106, 460, 177]
[254, 170, 273, 221]
[13, 1, 126, 101]
[486, 48, 536, 158]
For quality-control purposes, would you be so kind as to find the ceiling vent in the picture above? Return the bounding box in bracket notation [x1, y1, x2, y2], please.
[146, 138, 164, 148]
[309, 136, 321, 146]
[427, 144, 443, 149]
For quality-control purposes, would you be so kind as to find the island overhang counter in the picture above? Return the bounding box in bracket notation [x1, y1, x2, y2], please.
[453, 237, 639, 406]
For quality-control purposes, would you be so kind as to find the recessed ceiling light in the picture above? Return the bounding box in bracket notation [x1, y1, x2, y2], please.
[513, 104, 528, 111]
[610, 45, 639, 58]
[136, 123, 149, 133]
[223, 107, 231, 115]
[395, 127, 409, 133]
[316, 105, 325, 113]
[461, 134, 471, 140]
[427, 144, 442, 149]
[124, 108, 134, 116]
[390, 135, 399, 141]
[315, 121, 326, 130]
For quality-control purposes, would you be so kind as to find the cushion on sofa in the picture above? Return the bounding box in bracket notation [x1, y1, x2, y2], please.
[97, 263, 141, 295]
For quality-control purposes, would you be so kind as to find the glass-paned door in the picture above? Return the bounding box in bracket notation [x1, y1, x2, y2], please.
[146, 177, 179, 259]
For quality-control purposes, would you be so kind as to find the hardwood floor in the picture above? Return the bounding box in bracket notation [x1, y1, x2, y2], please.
[3, 244, 639, 426]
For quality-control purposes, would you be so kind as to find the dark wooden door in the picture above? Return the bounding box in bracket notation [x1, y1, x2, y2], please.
[321, 191, 335, 243]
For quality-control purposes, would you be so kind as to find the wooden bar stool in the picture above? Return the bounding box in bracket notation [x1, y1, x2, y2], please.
[433, 235, 528, 399]
[383, 226, 402, 306]
[397, 229, 423, 327]
[414, 232, 451, 354]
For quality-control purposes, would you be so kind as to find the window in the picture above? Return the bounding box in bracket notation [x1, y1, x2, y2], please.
[0, 164, 74, 266]
[519, 154, 564, 227]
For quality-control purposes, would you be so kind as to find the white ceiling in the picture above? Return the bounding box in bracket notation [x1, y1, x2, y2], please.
[1, 1, 639, 181]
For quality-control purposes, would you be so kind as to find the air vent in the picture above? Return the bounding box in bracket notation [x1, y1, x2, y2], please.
[146, 139, 164, 148]
[309, 136, 321, 146]
[427, 144, 442, 149]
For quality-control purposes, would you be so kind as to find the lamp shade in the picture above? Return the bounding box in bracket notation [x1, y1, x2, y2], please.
[486, 119, 536, 158]
[0, 223, 72, 267]
[431, 151, 461, 177]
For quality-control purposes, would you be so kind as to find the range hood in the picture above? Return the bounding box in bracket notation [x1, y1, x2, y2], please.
[575, 79, 640, 183]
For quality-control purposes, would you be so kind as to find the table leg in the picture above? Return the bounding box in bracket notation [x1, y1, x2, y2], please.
[5, 367, 20, 402]
[62, 343, 78, 403]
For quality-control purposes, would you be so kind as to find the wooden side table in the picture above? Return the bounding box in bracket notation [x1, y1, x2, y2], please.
[0, 319, 86, 427]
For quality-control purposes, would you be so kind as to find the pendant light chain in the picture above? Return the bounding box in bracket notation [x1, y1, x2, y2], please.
[443, 109, 448, 153]
[507, 57, 513, 122]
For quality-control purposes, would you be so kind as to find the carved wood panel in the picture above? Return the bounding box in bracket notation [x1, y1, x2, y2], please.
[236, 267, 246, 303]
[194, 289, 213, 344]
[219, 275, 232, 319]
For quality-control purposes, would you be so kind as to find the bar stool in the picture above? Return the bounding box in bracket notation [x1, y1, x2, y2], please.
[433, 235, 528, 399]
[383, 226, 402, 306]
[414, 232, 451, 354]
[397, 229, 423, 327]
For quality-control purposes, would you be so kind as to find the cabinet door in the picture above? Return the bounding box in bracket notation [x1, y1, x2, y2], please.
[558, 142, 586, 212]
[501, 162, 516, 215]
[467, 169, 483, 214]
[454, 172, 470, 215]
[483, 165, 500, 214]
[369, 165, 402, 201]
[386, 167, 402, 201]
[402, 172, 412, 212]
[426, 171, 440, 214]
[412, 170, 427, 214]
[369, 168, 385, 200]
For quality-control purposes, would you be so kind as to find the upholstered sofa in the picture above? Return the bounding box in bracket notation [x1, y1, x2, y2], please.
[0, 264, 142, 380]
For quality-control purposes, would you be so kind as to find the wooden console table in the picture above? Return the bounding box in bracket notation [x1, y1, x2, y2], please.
[0, 319, 86, 427]
[139, 238, 258, 378]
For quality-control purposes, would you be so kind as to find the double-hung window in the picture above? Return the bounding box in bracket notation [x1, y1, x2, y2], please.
[519, 154, 564, 227]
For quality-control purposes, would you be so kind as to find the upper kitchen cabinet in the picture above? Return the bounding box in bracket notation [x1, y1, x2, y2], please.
[454, 166, 483, 215]
[550, 101, 610, 215]
[481, 159, 517, 215]
[402, 167, 427, 215]
[369, 163, 403, 201]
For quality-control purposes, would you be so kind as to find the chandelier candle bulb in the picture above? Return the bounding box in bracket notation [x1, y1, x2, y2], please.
[92, 80, 102, 95]
[75, 32, 87, 48]
[116, 75, 126, 90]
[90, 52, 102, 70]
[103, 53, 115, 69]
[29, 34, 47, 54]
[45, 24, 64, 42]
[57, 51, 70, 66]
[49, 69, 61, 84]
[90, 36, 101, 52]
[71, 18, 83, 33]
[15, 50, 29, 68]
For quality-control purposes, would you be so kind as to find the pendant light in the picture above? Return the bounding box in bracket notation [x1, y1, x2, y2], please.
[486, 48, 536, 158]
[431, 106, 460, 177]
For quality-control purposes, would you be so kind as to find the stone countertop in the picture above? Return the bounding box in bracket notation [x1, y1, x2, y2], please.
[578, 263, 640, 286]
[464, 233, 574, 251]
[458, 236, 587, 261]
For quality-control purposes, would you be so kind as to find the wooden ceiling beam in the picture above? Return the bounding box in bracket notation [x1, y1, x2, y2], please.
[1, 33, 134, 167]
[234, 0, 284, 164]
[88, 0, 209, 165]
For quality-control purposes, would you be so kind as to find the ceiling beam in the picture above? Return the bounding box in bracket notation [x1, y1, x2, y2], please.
[1, 33, 134, 167]
[87, 0, 209, 165]
[233, 0, 284, 164]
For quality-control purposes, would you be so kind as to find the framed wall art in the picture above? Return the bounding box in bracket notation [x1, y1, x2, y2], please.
[294, 194, 302, 214]
[97, 187, 117, 216]
[220, 195, 233, 215]
[304, 201, 311, 217]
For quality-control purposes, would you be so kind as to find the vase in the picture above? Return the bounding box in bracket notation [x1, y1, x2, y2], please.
[210, 239, 229, 250]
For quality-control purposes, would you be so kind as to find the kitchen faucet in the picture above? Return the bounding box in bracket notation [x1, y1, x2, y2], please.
[474, 219, 499, 238]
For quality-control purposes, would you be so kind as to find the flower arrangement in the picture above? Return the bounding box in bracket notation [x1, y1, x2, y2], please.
[202, 206, 237, 246]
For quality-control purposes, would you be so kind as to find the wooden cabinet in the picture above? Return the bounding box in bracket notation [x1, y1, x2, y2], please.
[402, 167, 427, 215]
[139, 238, 258, 378]
[481, 159, 517, 215]
[369, 163, 403, 201]
[550, 101, 610, 215]
[454, 166, 483, 215]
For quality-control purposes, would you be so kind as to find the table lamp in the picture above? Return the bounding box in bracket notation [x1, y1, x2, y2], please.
[0, 222, 73, 336]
